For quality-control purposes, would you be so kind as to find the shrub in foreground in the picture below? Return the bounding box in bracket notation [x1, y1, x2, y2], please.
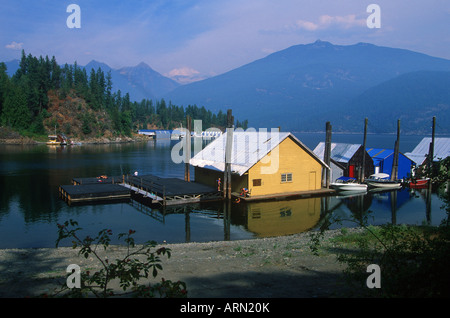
[52, 219, 187, 298]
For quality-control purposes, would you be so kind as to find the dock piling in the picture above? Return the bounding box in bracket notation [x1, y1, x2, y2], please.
[224, 109, 233, 200]
[391, 119, 400, 181]
[185, 115, 191, 182]
[324, 121, 332, 188]
[361, 118, 368, 183]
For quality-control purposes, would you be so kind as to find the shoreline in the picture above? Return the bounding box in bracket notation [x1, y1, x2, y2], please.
[0, 229, 364, 298]
[0, 135, 152, 145]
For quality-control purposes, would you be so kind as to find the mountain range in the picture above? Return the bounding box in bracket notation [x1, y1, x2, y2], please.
[4, 40, 450, 134]
[163, 40, 450, 134]
[4, 59, 180, 102]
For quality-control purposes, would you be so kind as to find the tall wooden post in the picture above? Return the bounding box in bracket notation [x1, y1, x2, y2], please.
[224, 109, 233, 199]
[428, 116, 436, 172]
[391, 119, 400, 181]
[427, 116, 436, 195]
[184, 115, 191, 182]
[324, 122, 332, 188]
[361, 118, 368, 182]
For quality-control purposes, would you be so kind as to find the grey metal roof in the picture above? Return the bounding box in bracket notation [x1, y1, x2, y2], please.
[313, 142, 362, 164]
[190, 131, 328, 176]
[404, 137, 450, 164]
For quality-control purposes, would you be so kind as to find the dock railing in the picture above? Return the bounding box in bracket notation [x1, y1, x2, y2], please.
[122, 174, 165, 204]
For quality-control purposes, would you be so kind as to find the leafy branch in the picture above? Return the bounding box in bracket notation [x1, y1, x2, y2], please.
[53, 219, 187, 298]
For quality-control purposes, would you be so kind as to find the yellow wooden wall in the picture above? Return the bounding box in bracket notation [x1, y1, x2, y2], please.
[247, 136, 323, 196]
[194, 167, 248, 193]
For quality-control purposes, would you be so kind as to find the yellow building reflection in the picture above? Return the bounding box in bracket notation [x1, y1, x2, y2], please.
[243, 197, 322, 237]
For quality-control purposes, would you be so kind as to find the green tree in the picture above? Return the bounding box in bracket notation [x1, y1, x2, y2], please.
[81, 113, 92, 135]
[0, 62, 9, 116]
[30, 112, 46, 134]
[1, 84, 31, 130]
[105, 70, 113, 109]
[120, 110, 132, 136]
[50, 56, 61, 90]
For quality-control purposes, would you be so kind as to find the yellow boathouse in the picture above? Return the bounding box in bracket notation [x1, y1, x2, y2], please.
[190, 131, 331, 200]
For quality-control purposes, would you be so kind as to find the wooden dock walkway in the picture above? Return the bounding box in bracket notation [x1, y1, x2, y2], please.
[231, 188, 336, 202]
[120, 183, 162, 203]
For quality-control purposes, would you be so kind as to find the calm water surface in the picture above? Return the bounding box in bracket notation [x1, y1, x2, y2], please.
[0, 133, 448, 249]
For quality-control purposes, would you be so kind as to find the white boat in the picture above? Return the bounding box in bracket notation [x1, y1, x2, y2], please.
[365, 173, 402, 189]
[330, 176, 368, 192]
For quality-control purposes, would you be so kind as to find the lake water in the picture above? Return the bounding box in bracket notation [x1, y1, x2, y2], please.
[0, 132, 448, 249]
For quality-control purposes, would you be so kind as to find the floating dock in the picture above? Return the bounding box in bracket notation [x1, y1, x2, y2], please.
[59, 174, 221, 206]
[59, 184, 131, 204]
[124, 174, 222, 206]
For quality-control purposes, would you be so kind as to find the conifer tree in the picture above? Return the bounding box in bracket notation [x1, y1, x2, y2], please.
[0, 62, 9, 116]
[1, 84, 30, 130]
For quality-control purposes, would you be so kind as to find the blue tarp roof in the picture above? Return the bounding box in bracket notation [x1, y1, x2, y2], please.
[336, 176, 356, 181]
[366, 148, 394, 159]
[366, 148, 415, 164]
[367, 148, 393, 167]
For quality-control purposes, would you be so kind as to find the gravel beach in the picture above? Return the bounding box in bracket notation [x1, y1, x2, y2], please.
[0, 229, 364, 298]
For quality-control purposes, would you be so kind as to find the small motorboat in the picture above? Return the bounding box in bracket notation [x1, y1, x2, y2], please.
[47, 135, 59, 145]
[330, 176, 368, 192]
[365, 173, 402, 189]
[409, 178, 430, 189]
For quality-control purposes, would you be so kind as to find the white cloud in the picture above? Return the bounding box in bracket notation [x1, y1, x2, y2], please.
[319, 14, 366, 29]
[166, 67, 207, 84]
[294, 14, 366, 31]
[167, 67, 200, 77]
[295, 20, 319, 31]
[5, 41, 24, 50]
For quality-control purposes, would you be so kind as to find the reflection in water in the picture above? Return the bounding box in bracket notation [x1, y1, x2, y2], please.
[130, 186, 446, 243]
[321, 187, 445, 231]
[235, 197, 322, 237]
[130, 196, 324, 241]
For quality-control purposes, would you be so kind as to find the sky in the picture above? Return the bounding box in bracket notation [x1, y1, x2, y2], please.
[1, 0, 449, 83]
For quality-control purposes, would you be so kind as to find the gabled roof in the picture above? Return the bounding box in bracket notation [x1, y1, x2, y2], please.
[366, 148, 415, 166]
[405, 137, 450, 165]
[313, 142, 362, 164]
[190, 131, 328, 176]
[366, 148, 395, 159]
